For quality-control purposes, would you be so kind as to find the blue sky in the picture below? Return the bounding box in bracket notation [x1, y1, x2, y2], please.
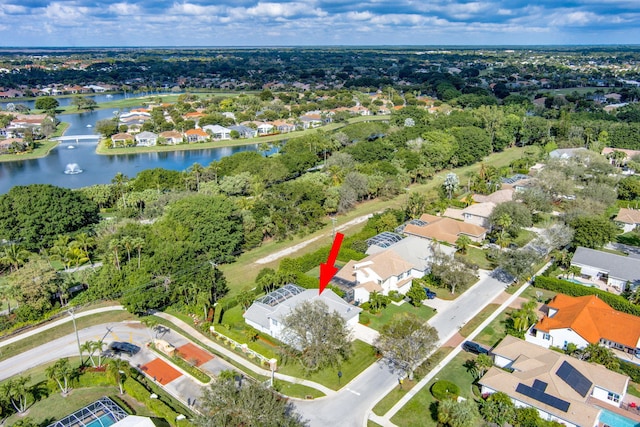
[0, 0, 639, 46]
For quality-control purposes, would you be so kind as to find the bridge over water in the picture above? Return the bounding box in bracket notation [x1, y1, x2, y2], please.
[53, 135, 100, 142]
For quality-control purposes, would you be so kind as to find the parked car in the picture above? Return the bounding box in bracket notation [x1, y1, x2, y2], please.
[109, 341, 141, 356]
[462, 341, 489, 355]
[423, 287, 436, 299]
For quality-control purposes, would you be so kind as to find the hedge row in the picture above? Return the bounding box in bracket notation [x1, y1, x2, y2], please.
[123, 377, 191, 426]
[533, 276, 640, 316]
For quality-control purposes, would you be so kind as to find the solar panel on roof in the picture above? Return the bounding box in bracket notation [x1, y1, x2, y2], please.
[532, 379, 548, 391]
[556, 361, 592, 397]
[516, 383, 570, 413]
[409, 219, 427, 226]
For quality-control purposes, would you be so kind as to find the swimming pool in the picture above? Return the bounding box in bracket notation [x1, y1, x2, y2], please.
[563, 277, 596, 287]
[84, 414, 116, 427]
[600, 408, 640, 427]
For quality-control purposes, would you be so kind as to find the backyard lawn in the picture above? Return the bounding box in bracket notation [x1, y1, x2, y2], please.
[362, 302, 437, 332]
[459, 246, 494, 270]
[390, 352, 481, 427]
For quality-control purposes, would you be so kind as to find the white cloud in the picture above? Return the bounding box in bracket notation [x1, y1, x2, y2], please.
[45, 2, 90, 23]
[107, 3, 141, 16]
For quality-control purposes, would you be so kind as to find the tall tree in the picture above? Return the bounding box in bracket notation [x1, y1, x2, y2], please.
[196, 376, 307, 427]
[0, 185, 100, 251]
[375, 312, 438, 380]
[281, 300, 352, 373]
[46, 358, 75, 394]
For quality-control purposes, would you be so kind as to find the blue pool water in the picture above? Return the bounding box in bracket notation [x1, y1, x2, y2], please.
[563, 277, 596, 287]
[600, 409, 640, 427]
[84, 413, 116, 427]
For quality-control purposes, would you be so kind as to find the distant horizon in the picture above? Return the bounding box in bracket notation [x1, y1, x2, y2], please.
[1, 0, 639, 47]
[1, 44, 640, 50]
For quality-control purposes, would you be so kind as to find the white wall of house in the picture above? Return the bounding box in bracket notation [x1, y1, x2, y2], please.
[526, 328, 589, 349]
[245, 318, 270, 336]
[354, 287, 372, 304]
[592, 385, 624, 407]
[493, 354, 514, 369]
[462, 213, 489, 228]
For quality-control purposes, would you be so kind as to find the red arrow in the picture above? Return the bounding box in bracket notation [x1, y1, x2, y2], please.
[319, 232, 344, 295]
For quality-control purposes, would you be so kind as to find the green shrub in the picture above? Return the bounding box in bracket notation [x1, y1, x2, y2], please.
[534, 276, 640, 316]
[360, 313, 370, 325]
[123, 377, 188, 426]
[388, 290, 404, 302]
[431, 380, 460, 400]
[620, 360, 640, 383]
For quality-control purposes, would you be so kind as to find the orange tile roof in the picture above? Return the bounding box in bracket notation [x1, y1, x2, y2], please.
[403, 214, 486, 244]
[535, 294, 640, 348]
[185, 128, 208, 136]
[183, 112, 205, 118]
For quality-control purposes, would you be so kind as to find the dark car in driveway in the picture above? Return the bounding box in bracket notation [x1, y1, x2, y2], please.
[462, 341, 489, 355]
[109, 341, 141, 356]
[423, 287, 437, 299]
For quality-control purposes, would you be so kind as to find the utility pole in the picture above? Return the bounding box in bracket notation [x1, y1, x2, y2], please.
[68, 308, 83, 363]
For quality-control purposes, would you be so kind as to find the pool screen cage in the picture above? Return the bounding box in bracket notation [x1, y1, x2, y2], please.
[47, 396, 129, 427]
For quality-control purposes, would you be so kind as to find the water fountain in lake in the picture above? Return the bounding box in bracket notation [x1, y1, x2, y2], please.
[64, 163, 83, 174]
[67, 145, 75, 149]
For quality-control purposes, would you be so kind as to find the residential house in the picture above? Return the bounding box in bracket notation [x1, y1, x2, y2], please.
[243, 284, 361, 346]
[480, 335, 629, 427]
[443, 202, 496, 228]
[256, 122, 274, 135]
[526, 294, 640, 356]
[400, 214, 487, 245]
[0, 138, 23, 153]
[602, 147, 640, 164]
[333, 235, 455, 303]
[614, 208, 640, 232]
[473, 188, 514, 204]
[159, 130, 183, 145]
[229, 125, 257, 139]
[202, 124, 232, 140]
[571, 246, 640, 292]
[182, 111, 205, 123]
[110, 133, 134, 147]
[549, 147, 589, 160]
[272, 120, 296, 133]
[298, 114, 323, 129]
[134, 131, 158, 147]
[185, 128, 209, 143]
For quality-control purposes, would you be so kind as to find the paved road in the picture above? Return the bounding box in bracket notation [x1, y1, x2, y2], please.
[294, 269, 511, 427]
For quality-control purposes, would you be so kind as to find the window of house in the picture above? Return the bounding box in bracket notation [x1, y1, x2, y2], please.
[543, 333, 550, 340]
[607, 392, 620, 403]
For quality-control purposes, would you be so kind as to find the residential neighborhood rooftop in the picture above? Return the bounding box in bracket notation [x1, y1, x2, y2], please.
[572, 246, 640, 285]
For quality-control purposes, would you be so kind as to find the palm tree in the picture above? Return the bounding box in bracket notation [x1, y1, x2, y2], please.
[189, 162, 204, 192]
[121, 235, 133, 263]
[92, 340, 106, 367]
[46, 358, 75, 394]
[1, 375, 31, 413]
[108, 239, 121, 270]
[106, 359, 131, 394]
[80, 341, 96, 366]
[1, 243, 31, 273]
[74, 232, 96, 265]
[455, 235, 472, 254]
[66, 246, 89, 270]
[132, 237, 145, 269]
[112, 172, 130, 209]
[0, 284, 19, 313]
[495, 213, 513, 248]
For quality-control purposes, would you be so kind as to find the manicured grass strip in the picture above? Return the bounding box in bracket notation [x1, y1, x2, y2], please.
[363, 303, 436, 332]
[274, 380, 326, 399]
[458, 303, 500, 338]
[277, 339, 378, 391]
[390, 352, 479, 427]
[372, 379, 418, 416]
[0, 310, 135, 362]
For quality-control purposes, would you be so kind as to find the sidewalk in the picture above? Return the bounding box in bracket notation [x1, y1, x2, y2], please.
[0, 305, 125, 348]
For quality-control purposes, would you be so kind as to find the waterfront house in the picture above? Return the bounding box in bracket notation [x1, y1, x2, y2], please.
[185, 128, 209, 143]
[134, 131, 158, 147]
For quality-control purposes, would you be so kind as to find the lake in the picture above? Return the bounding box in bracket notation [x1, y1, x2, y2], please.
[0, 102, 271, 194]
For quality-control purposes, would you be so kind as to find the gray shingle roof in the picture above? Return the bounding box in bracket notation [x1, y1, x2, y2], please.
[572, 246, 640, 283]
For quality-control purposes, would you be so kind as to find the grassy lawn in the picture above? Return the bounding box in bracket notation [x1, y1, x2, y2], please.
[362, 303, 436, 332]
[278, 339, 378, 390]
[618, 231, 640, 247]
[472, 308, 514, 349]
[520, 286, 556, 304]
[458, 303, 500, 338]
[274, 379, 326, 399]
[0, 309, 135, 362]
[372, 378, 418, 416]
[460, 247, 494, 270]
[390, 352, 480, 427]
[513, 229, 536, 247]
